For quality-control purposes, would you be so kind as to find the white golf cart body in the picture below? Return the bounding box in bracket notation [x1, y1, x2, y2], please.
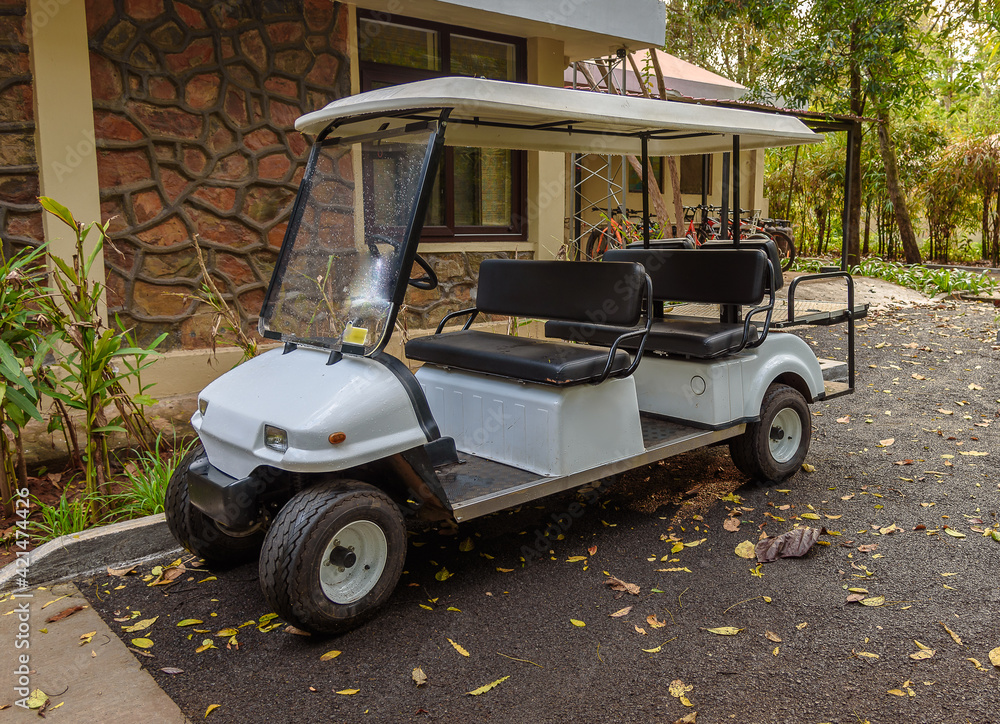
[172, 78, 858, 633]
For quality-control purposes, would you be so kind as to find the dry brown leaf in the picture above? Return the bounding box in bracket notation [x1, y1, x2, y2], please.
[765, 630, 782, 643]
[605, 576, 640, 595]
[673, 714, 697, 724]
[647, 614, 667, 629]
[878, 438, 895, 447]
[755, 527, 821, 563]
[609, 606, 633, 618]
[412, 667, 427, 687]
[723, 518, 741, 532]
[45, 605, 86, 624]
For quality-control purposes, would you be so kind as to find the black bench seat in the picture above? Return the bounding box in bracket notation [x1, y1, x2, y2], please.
[544, 246, 775, 360]
[404, 259, 652, 386]
[544, 317, 760, 359]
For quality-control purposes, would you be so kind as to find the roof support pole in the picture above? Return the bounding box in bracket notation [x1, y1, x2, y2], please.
[732, 134, 741, 246]
[840, 123, 854, 271]
[641, 135, 650, 248]
[701, 155, 710, 231]
[720, 151, 730, 240]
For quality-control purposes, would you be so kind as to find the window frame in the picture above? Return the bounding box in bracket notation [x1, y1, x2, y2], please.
[358, 11, 528, 244]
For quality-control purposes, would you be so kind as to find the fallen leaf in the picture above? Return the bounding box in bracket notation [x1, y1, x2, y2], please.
[45, 605, 85, 623]
[837, 415, 851, 423]
[195, 639, 216, 653]
[801, 463, 816, 473]
[205, 704, 220, 718]
[755, 527, 821, 563]
[467, 676, 510, 696]
[684, 538, 707, 548]
[123, 617, 158, 633]
[673, 713, 697, 724]
[959, 451, 988, 456]
[968, 657, 988, 671]
[647, 614, 667, 629]
[735, 541, 757, 559]
[412, 667, 428, 686]
[160, 667, 184, 675]
[669, 680, 694, 698]
[570, 619, 586, 627]
[459, 537, 474, 552]
[566, 556, 587, 563]
[448, 638, 470, 656]
[336, 689, 360, 695]
[320, 650, 342, 661]
[705, 627, 742, 636]
[944, 528, 967, 539]
[107, 565, 136, 577]
[888, 689, 906, 696]
[177, 619, 203, 627]
[634, 625, 647, 635]
[910, 647, 935, 661]
[26, 690, 48, 710]
[131, 638, 154, 649]
[989, 646, 1000, 668]
[878, 438, 895, 447]
[938, 409, 954, 415]
[860, 596, 885, 607]
[79, 631, 96, 645]
[765, 631, 782, 643]
[610, 606, 633, 618]
[284, 625, 311, 636]
[435, 568, 454, 581]
[588, 545, 597, 555]
[605, 577, 640, 595]
[723, 518, 741, 532]
[857, 651, 880, 659]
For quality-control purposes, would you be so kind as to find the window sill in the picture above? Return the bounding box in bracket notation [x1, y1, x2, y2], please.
[417, 240, 532, 254]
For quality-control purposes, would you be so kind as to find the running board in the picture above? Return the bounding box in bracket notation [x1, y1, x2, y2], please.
[438, 418, 745, 522]
[822, 380, 852, 400]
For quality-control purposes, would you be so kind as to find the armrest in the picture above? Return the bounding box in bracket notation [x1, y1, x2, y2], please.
[590, 272, 654, 384]
[434, 306, 479, 334]
[786, 271, 856, 391]
[741, 262, 776, 351]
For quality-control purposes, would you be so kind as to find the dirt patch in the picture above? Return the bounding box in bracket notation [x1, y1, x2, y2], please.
[781, 271, 934, 310]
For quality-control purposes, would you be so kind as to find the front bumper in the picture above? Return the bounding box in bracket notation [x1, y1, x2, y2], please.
[187, 454, 270, 529]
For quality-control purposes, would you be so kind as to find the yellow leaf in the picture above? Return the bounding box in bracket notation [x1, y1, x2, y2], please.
[642, 644, 663, 653]
[496, 567, 514, 573]
[989, 646, 1000, 668]
[940, 623, 963, 646]
[419, 604, 434, 610]
[647, 614, 666, 629]
[610, 606, 633, 618]
[800, 513, 821, 520]
[216, 628, 238, 637]
[888, 689, 906, 696]
[959, 451, 988, 456]
[773, 646, 779, 656]
[336, 689, 360, 695]
[447, 607, 461, 612]
[656, 567, 692, 573]
[467, 676, 510, 696]
[320, 650, 342, 661]
[435, 568, 454, 581]
[705, 626, 742, 635]
[684, 538, 706, 548]
[860, 596, 885, 607]
[735, 540, 756, 559]
[671, 543, 684, 553]
[26, 689, 48, 709]
[944, 528, 967, 539]
[910, 649, 935, 660]
[680, 695, 694, 707]
[801, 463, 816, 473]
[412, 667, 428, 686]
[857, 651, 879, 659]
[177, 619, 203, 627]
[566, 556, 587, 562]
[459, 537, 474, 552]
[79, 631, 97, 645]
[668, 680, 693, 698]
[122, 617, 158, 633]
[196, 639, 217, 653]
[131, 638, 154, 649]
[205, 704, 220, 718]
[570, 619, 586, 627]
[448, 638, 470, 657]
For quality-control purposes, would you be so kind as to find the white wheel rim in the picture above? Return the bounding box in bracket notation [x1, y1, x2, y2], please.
[318, 520, 388, 604]
[769, 408, 802, 464]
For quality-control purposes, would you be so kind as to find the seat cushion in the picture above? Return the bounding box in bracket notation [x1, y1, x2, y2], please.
[405, 330, 631, 386]
[545, 319, 758, 359]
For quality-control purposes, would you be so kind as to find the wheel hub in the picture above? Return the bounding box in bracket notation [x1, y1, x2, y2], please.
[768, 408, 802, 464]
[318, 520, 388, 604]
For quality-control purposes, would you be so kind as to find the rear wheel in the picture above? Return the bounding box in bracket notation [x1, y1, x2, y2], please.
[258, 480, 406, 635]
[729, 383, 810, 482]
[769, 229, 796, 271]
[164, 445, 266, 565]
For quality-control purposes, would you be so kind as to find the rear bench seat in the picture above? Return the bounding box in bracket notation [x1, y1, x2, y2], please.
[405, 259, 652, 386]
[545, 246, 775, 359]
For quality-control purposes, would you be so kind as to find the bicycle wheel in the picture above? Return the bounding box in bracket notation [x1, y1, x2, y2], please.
[769, 229, 796, 271]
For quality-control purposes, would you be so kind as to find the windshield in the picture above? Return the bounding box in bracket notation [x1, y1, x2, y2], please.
[259, 124, 436, 354]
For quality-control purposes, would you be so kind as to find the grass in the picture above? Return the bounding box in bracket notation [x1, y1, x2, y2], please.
[28, 434, 195, 543]
[850, 259, 998, 297]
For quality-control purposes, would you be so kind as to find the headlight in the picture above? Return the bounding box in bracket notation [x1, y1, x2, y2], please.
[198, 398, 209, 415]
[264, 425, 288, 453]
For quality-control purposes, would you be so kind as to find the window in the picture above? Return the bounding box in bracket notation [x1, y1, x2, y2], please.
[627, 157, 663, 194]
[680, 155, 712, 196]
[358, 12, 527, 242]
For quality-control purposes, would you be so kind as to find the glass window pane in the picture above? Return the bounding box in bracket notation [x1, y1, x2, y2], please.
[358, 19, 440, 71]
[451, 35, 516, 80]
[454, 147, 511, 227]
[680, 155, 711, 195]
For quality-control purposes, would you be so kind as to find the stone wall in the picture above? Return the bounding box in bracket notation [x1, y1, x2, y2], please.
[86, 0, 349, 350]
[0, 0, 42, 260]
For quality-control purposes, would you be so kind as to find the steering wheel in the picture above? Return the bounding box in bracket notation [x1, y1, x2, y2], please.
[365, 233, 438, 290]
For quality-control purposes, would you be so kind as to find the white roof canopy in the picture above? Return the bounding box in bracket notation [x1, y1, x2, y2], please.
[296, 78, 822, 156]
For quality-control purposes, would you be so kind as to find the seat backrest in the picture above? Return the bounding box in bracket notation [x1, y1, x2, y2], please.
[701, 238, 784, 291]
[625, 238, 695, 250]
[476, 259, 646, 327]
[604, 247, 768, 305]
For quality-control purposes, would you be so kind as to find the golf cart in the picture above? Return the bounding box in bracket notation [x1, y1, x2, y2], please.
[165, 78, 859, 634]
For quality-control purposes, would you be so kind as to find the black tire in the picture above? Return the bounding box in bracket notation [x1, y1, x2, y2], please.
[164, 445, 266, 565]
[258, 480, 406, 635]
[729, 383, 811, 482]
[770, 229, 796, 271]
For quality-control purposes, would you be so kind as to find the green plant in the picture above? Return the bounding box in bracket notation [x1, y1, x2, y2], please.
[29, 493, 95, 542]
[108, 434, 195, 520]
[850, 258, 998, 297]
[191, 235, 259, 363]
[0, 243, 51, 516]
[35, 197, 166, 524]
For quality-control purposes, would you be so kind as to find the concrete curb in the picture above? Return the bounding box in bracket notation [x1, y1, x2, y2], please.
[0, 514, 181, 592]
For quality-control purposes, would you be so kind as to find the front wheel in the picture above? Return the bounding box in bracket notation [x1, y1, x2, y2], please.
[729, 383, 811, 482]
[164, 445, 266, 565]
[258, 480, 406, 635]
